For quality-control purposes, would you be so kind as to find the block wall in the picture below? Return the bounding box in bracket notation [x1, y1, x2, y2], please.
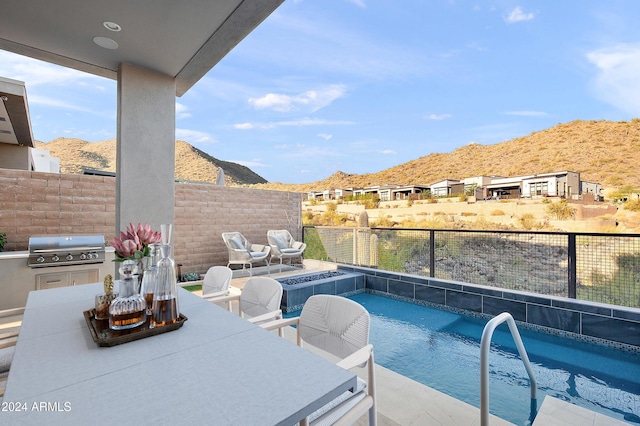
[0, 169, 303, 275]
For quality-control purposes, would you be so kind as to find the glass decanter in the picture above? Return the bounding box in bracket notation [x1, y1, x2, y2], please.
[152, 224, 180, 327]
[140, 243, 161, 316]
[109, 260, 147, 330]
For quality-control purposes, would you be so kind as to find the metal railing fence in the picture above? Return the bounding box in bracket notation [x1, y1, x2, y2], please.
[303, 226, 640, 308]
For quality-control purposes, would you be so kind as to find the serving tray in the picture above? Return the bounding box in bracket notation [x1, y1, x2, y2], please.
[83, 309, 188, 347]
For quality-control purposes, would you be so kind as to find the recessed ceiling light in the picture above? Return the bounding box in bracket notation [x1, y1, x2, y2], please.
[103, 21, 121, 32]
[93, 36, 119, 50]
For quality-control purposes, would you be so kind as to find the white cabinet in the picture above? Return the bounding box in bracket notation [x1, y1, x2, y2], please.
[36, 269, 99, 290]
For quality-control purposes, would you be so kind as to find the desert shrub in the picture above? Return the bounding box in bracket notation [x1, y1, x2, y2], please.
[434, 211, 446, 216]
[302, 211, 315, 225]
[416, 212, 430, 216]
[624, 198, 640, 212]
[518, 213, 539, 230]
[460, 212, 477, 217]
[427, 198, 438, 204]
[371, 216, 395, 228]
[541, 198, 551, 204]
[458, 193, 468, 202]
[490, 210, 505, 216]
[326, 202, 337, 212]
[363, 197, 379, 209]
[610, 185, 640, 203]
[545, 199, 576, 220]
[308, 198, 318, 206]
[406, 198, 413, 207]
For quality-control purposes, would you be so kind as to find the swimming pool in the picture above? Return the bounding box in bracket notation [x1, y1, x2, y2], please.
[346, 293, 640, 425]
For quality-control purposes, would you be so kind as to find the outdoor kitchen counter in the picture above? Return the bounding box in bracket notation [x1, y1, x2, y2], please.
[0, 249, 116, 311]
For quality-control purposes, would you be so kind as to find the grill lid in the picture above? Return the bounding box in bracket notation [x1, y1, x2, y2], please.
[28, 234, 106, 267]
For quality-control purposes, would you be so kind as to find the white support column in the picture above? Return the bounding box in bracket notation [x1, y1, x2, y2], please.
[116, 63, 176, 233]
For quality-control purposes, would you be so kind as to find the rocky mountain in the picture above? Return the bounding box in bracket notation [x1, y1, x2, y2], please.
[253, 119, 640, 193]
[34, 138, 267, 185]
[36, 119, 640, 192]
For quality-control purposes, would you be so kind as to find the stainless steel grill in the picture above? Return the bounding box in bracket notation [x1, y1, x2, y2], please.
[28, 234, 106, 268]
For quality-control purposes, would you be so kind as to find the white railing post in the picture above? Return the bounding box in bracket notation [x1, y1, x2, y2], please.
[480, 312, 537, 426]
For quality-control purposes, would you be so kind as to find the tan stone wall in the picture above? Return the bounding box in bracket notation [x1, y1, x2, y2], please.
[0, 169, 303, 276]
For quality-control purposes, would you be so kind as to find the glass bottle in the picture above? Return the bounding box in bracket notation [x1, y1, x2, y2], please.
[152, 224, 179, 327]
[140, 243, 161, 316]
[109, 260, 147, 330]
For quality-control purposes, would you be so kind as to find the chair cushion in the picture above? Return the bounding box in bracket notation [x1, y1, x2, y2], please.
[281, 248, 300, 254]
[271, 235, 288, 250]
[0, 346, 15, 373]
[228, 236, 244, 249]
[250, 252, 267, 259]
[308, 377, 367, 425]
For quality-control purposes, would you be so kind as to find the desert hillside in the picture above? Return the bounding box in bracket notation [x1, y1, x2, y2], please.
[254, 119, 640, 193]
[35, 138, 267, 185]
[35, 119, 639, 192]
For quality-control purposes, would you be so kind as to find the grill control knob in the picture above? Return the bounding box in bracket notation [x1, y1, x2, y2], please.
[80, 253, 87, 260]
[66, 254, 74, 261]
[51, 255, 60, 262]
[37, 256, 45, 263]
[87, 252, 95, 259]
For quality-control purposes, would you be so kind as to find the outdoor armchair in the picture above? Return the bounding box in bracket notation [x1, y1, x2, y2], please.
[199, 266, 233, 310]
[222, 232, 270, 276]
[261, 295, 377, 426]
[267, 229, 306, 271]
[206, 276, 284, 337]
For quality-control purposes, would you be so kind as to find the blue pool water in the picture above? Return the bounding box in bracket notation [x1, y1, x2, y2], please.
[344, 293, 640, 425]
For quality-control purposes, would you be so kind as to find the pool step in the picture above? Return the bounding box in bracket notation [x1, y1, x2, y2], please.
[533, 396, 629, 425]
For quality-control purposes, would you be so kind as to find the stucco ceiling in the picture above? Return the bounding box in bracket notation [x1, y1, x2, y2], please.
[0, 0, 284, 96]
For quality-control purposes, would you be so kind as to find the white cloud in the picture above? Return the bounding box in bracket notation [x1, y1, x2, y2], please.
[234, 118, 355, 130]
[230, 159, 270, 169]
[504, 7, 535, 24]
[175, 102, 191, 120]
[347, 0, 366, 8]
[318, 133, 333, 140]
[587, 43, 640, 116]
[425, 113, 452, 120]
[248, 84, 347, 112]
[175, 129, 216, 144]
[503, 111, 548, 117]
[0, 51, 104, 87]
[379, 149, 396, 155]
[28, 95, 95, 113]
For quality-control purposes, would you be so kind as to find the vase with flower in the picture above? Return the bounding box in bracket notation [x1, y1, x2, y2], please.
[111, 223, 162, 291]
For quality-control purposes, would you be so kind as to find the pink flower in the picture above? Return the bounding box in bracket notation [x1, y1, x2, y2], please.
[111, 222, 161, 261]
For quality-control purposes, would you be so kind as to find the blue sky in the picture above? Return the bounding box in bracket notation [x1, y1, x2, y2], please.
[2, 1, 640, 184]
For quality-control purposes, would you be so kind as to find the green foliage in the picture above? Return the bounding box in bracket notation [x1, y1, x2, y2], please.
[545, 199, 576, 220]
[301, 227, 328, 260]
[377, 232, 430, 274]
[302, 211, 315, 225]
[0, 232, 5, 252]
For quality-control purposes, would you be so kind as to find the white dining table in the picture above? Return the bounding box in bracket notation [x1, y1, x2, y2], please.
[1, 283, 357, 425]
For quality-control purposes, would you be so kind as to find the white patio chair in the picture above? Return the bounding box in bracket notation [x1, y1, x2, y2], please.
[200, 266, 233, 310]
[262, 295, 376, 426]
[222, 232, 271, 276]
[267, 229, 306, 271]
[206, 276, 284, 336]
[0, 307, 24, 399]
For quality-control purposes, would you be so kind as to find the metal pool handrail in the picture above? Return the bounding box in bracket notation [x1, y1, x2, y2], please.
[480, 312, 537, 426]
